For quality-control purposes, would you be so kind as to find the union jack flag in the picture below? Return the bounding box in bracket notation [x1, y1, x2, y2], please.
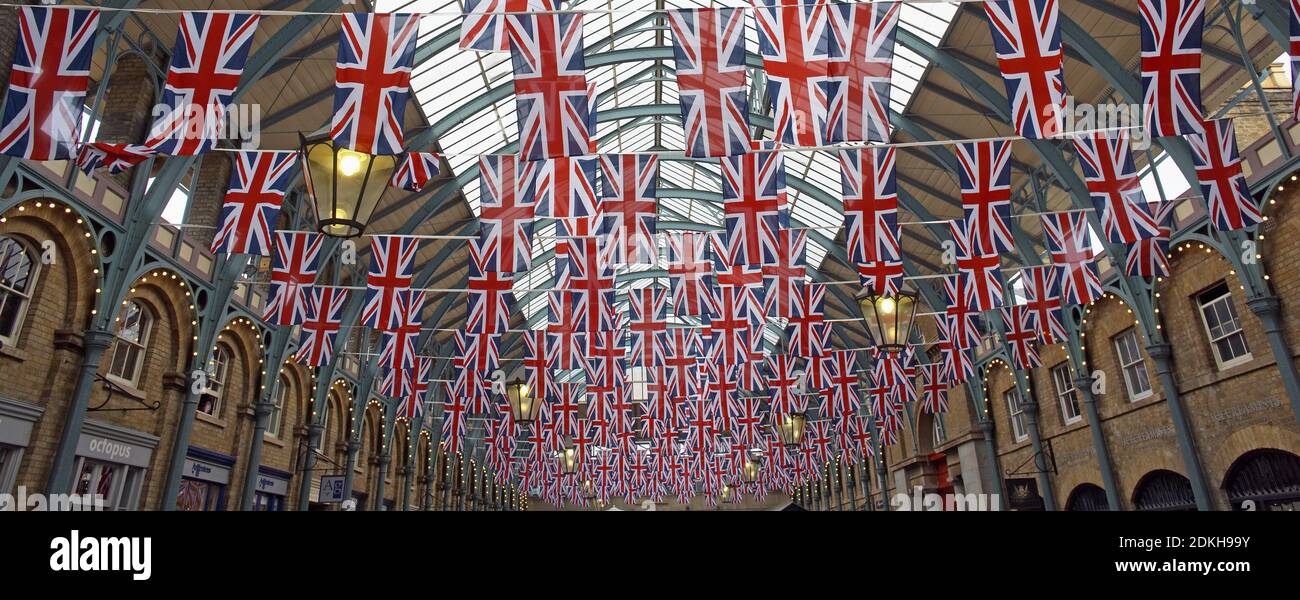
[478, 154, 539, 273]
[508, 11, 592, 161]
[459, 0, 557, 52]
[666, 7, 751, 158]
[440, 393, 468, 455]
[361, 235, 419, 330]
[703, 361, 738, 434]
[390, 152, 441, 192]
[763, 229, 807, 318]
[1139, 0, 1206, 137]
[711, 232, 766, 313]
[145, 12, 259, 155]
[984, 0, 1066, 139]
[1000, 305, 1041, 370]
[935, 316, 975, 385]
[523, 329, 553, 400]
[941, 276, 982, 350]
[956, 140, 1015, 255]
[1293, 0, 1300, 122]
[210, 150, 295, 256]
[263, 231, 322, 326]
[535, 156, 599, 223]
[380, 365, 412, 399]
[548, 380, 583, 441]
[765, 352, 800, 418]
[721, 149, 789, 267]
[753, 0, 834, 147]
[787, 281, 830, 357]
[598, 154, 659, 266]
[918, 362, 948, 414]
[666, 231, 716, 318]
[466, 239, 515, 335]
[826, 0, 899, 144]
[585, 329, 625, 389]
[454, 331, 499, 409]
[839, 147, 901, 272]
[1126, 201, 1176, 278]
[1020, 265, 1066, 345]
[705, 286, 754, 366]
[1187, 118, 1263, 231]
[826, 350, 860, 424]
[0, 7, 99, 161]
[1042, 211, 1103, 305]
[295, 286, 347, 367]
[379, 290, 425, 373]
[330, 12, 418, 155]
[627, 287, 668, 369]
[950, 221, 1005, 312]
[76, 143, 155, 175]
[1073, 130, 1160, 244]
[545, 294, 587, 370]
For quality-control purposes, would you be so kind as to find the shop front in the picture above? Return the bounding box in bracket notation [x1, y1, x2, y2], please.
[177, 446, 235, 511]
[73, 419, 159, 510]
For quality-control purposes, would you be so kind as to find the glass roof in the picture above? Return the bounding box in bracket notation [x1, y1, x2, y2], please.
[380, 0, 960, 331]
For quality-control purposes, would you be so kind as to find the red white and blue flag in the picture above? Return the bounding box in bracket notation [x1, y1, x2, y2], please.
[362, 235, 419, 330]
[711, 232, 766, 313]
[459, 0, 557, 52]
[479, 154, 539, 273]
[545, 293, 587, 370]
[76, 143, 154, 175]
[1042, 211, 1103, 305]
[919, 362, 948, 414]
[264, 231, 322, 326]
[721, 149, 789, 267]
[1126, 201, 1176, 278]
[787, 281, 830, 357]
[466, 238, 515, 336]
[826, 0, 899, 144]
[508, 11, 593, 161]
[1073, 130, 1160, 244]
[145, 11, 259, 155]
[1187, 118, 1263, 231]
[826, 350, 860, 424]
[390, 152, 441, 192]
[330, 12, 418, 155]
[705, 286, 754, 367]
[0, 6, 99, 161]
[942, 275, 982, 350]
[667, 7, 751, 158]
[1292, 0, 1300, 122]
[984, 0, 1066, 139]
[1020, 264, 1066, 345]
[627, 287, 668, 369]
[1139, 0, 1205, 137]
[597, 153, 659, 266]
[1000, 304, 1041, 370]
[295, 286, 347, 367]
[762, 228, 807, 318]
[956, 140, 1015, 255]
[440, 393, 468, 455]
[753, 0, 834, 147]
[523, 330, 553, 401]
[950, 221, 1005, 312]
[379, 290, 426, 373]
[840, 147, 903, 295]
[666, 231, 716, 318]
[937, 316, 975, 385]
[535, 156, 599, 223]
[211, 150, 295, 256]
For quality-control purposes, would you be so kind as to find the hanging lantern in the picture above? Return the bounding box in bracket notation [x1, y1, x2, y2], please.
[581, 479, 596, 499]
[741, 455, 761, 483]
[504, 378, 539, 425]
[720, 485, 733, 503]
[856, 283, 919, 353]
[772, 412, 807, 448]
[300, 134, 397, 238]
[560, 446, 579, 475]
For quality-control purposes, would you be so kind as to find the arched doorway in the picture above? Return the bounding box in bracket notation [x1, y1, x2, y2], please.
[1064, 483, 1109, 511]
[1223, 449, 1300, 511]
[1133, 470, 1196, 511]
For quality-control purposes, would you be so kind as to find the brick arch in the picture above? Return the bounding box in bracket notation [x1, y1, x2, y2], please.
[0, 208, 99, 331]
[1063, 482, 1109, 511]
[1207, 423, 1300, 491]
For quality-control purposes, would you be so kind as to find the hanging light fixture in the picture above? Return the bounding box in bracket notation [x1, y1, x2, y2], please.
[581, 479, 596, 500]
[856, 283, 919, 353]
[560, 446, 579, 475]
[720, 484, 733, 503]
[741, 455, 761, 483]
[299, 134, 397, 238]
[504, 378, 539, 425]
[772, 412, 807, 448]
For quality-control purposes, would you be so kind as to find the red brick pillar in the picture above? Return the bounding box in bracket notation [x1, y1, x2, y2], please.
[97, 45, 163, 145]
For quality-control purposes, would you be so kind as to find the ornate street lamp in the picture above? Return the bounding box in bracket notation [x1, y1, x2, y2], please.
[504, 378, 540, 425]
[855, 283, 919, 353]
[299, 134, 397, 238]
[741, 455, 761, 483]
[772, 412, 807, 449]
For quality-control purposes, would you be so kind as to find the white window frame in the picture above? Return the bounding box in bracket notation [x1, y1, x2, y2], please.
[1005, 388, 1027, 442]
[313, 397, 330, 452]
[72, 456, 143, 511]
[266, 376, 287, 439]
[199, 345, 231, 418]
[0, 444, 20, 495]
[0, 236, 39, 347]
[1197, 284, 1253, 370]
[1113, 328, 1153, 402]
[107, 301, 152, 387]
[932, 413, 947, 446]
[1051, 363, 1082, 425]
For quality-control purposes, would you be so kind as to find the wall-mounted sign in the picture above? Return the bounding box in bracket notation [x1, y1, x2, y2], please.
[1004, 477, 1045, 511]
[319, 475, 346, 503]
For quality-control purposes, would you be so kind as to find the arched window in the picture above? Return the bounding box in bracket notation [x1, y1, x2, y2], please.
[0, 236, 38, 345]
[1224, 449, 1300, 511]
[199, 344, 231, 417]
[267, 376, 288, 438]
[1065, 483, 1109, 511]
[107, 301, 152, 386]
[1133, 470, 1196, 511]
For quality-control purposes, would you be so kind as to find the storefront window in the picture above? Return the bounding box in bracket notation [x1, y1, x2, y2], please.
[72, 457, 142, 510]
[254, 491, 284, 511]
[176, 478, 223, 511]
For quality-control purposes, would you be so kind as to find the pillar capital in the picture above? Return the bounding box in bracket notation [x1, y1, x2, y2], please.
[1247, 295, 1283, 331]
